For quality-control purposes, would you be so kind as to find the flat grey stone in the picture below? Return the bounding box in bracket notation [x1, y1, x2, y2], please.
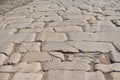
[68, 41, 114, 53]
[23, 52, 52, 62]
[0, 62, 41, 72]
[42, 61, 91, 71]
[0, 73, 10, 80]
[42, 42, 79, 52]
[67, 32, 120, 42]
[95, 63, 120, 73]
[44, 70, 106, 80]
[12, 73, 42, 80]
[110, 72, 120, 80]
[0, 43, 14, 55]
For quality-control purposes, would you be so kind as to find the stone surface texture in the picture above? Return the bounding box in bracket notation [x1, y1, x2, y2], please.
[0, 0, 120, 80]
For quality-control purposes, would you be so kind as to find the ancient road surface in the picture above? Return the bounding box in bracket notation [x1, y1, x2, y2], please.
[0, 0, 120, 80]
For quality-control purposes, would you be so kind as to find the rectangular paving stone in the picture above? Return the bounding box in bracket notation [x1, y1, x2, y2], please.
[67, 32, 120, 42]
[44, 70, 106, 80]
[0, 43, 14, 55]
[0, 33, 36, 43]
[23, 52, 52, 62]
[110, 52, 120, 63]
[55, 26, 83, 32]
[0, 62, 41, 72]
[110, 72, 120, 80]
[42, 61, 91, 71]
[12, 73, 42, 80]
[36, 32, 68, 41]
[95, 63, 120, 73]
[18, 42, 41, 53]
[6, 53, 21, 64]
[85, 26, 120, 32]
[19, 27, 54, 33]
[0, 54, 8, 66]
[67, 41, 114, 53]
[56, 20, 88, 27]
[42, 42, 79, 52]
[0, 73, 10, 80]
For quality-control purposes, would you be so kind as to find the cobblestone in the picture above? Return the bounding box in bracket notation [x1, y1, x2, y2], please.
[95, 63, 120, 73]
[45, 70, 106, 80]
[42, 42, 79, 52]
[110, 72, 120, 80]
[36, 32, 68, 41]
[23, 52, 52, 62]
[0, 73, 10, 80]
[0, 43, 14, 55]
[43, 61, 91, 71]
[12, 73, 42, 80]
[0, 0, 120, 80]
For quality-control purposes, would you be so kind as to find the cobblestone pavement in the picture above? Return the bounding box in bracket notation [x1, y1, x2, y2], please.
[0, 0, 120, 80]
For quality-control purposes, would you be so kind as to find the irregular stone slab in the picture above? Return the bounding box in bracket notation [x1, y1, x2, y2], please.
[12, 73, 42, 80]
[56, 20, 88, 27]
[49, 52, 64, 61]
[6, 22, 30, 29]
[113, 42, 120, 52]
[68, 41, 114, 53]
[36, 32, 68, 41]
[95, 63, 120, 73]
[110, 52, 120, 62]
[0, 73, 10, 80]
[55, 26, 83, 32]
[18, 42, 41, 52]
[19, 27, 54, 33]
[13, 33, 36, 43]
[0, 54, 8, 65]
[0, 33, 36, 43]
[110, 72, 120, 80]
[0, 29, 17, 34]
[85, 26, 120, 32]
[112, 19, 120, 27]
[42, 61, 91, 71]
[0, 43, 14, 55]
[0, 62, 41, 72]
[42, 42, 79, 52]
[44, 70, 105, 80]
[74, 53, 105, 64]
[6, 53, 21, 64]
[23, 52, 52, 62]
[67, 32, 120, 42]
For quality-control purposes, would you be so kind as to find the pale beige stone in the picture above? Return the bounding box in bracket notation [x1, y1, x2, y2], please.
[0, 29, 17, 34]
[0, 54, 8, 65]
[43, 61, 91, 71]
[0, 62, 41, 72]
[0, 73, 10, 80]
[42, 42, 79, 52]
[68, 41, 114, 53]
[110, 52, 120, 62]
[23, 52, 52, 62]
[18, 42, 41, 52]
[0, 33, 36, 43]
[110, 72, 120, 80]
[49, 52, 64, 61]
[67, 32, 120, 42]
[19, 27, 54, 33]
[0, 43, 14, 55]
[55, 26, 83, 32]
[16, 62, 41, 72]
[95, 63, 120, 73]
[12, 73, 42, 80]
[45, 70, 105, 80]
[36, 32, 68, 41]
[6, 53, 21, 64]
